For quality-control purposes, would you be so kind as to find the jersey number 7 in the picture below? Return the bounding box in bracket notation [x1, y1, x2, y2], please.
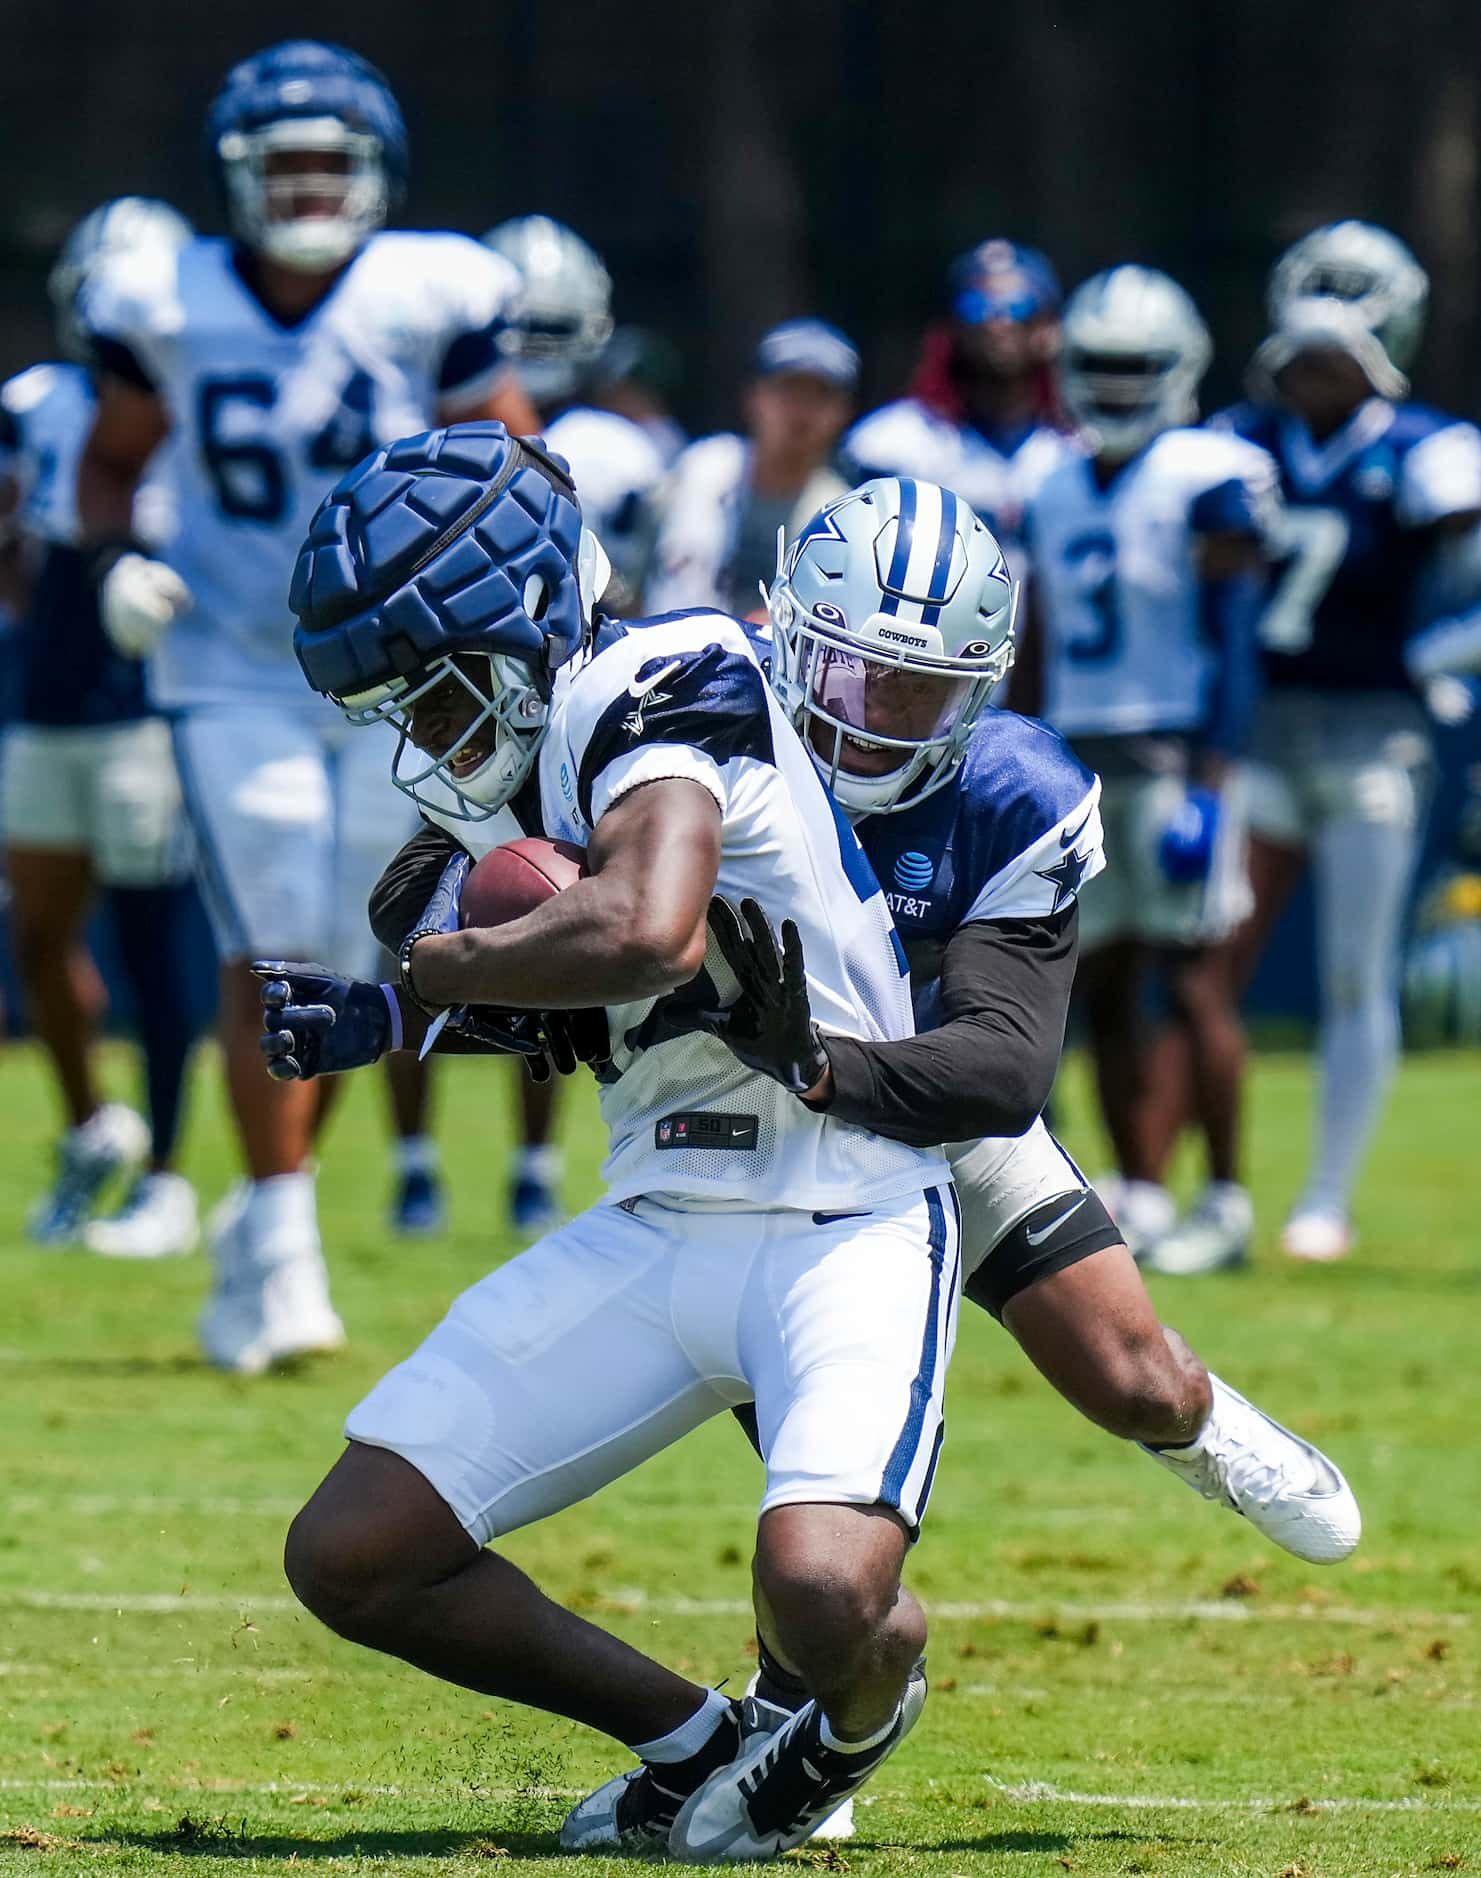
[195, 370, 377, 523]
[1259, 507, 1349, 654]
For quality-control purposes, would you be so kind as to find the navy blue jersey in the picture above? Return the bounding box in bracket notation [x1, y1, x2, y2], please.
[0, 362, 150, 726]
[854, 709, 1103, 1024]
[1216, 399, 1481, 694]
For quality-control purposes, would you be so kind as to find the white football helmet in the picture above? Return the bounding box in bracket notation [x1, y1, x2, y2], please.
[482, 215, 615, 408]
[768, 477, 1016, 816]
[1060, 266, 1212, 459]
[48, 197, 193, 359]
[1262, 220, 1428, 395]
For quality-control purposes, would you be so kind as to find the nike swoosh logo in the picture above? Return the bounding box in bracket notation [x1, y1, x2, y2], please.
[1023, 1193, 1088, 1246]
[628, 659, 683, 702]
[1061, 809, 1093, 849]
[812, 1209, 872, 1225]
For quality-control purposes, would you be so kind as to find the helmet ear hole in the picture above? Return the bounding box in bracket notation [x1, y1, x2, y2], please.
[523, 574, 550, 622]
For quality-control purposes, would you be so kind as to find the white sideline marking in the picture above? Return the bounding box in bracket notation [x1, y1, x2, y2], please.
[985, 1776, 1481, 1814]
[6, 1587, 1474, 1627]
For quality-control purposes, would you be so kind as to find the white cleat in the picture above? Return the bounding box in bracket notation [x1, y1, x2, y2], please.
[1105, 1178, 1178, 1262]
[1144, 1374, 1361, 1563]
[670, 1667, 926, 1862]
[1281, 1206, 1353, 1262]
[28, 1103, 150, 1245]
[199, 1221, 344, 1376]
[84, 1172, 199, 1259]
[1145, 1183, 1253, 1276]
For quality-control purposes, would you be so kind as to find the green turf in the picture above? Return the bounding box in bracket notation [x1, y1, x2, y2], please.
[1, 1043, 1477, 1876]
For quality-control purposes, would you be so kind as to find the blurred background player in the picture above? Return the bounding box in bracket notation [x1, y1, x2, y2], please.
[842, 240, 1078, 577]
[75, 40, 536, 1370]
[480, 214, 666, 1230]
[0, 198, 201, 1256]
[1215, 222, 1481, 1260]
[590, 324, 688, 467]
[483, 216, 666, 617]
[646, 319, 857, 618]
[1016, 267, 1275, 1273]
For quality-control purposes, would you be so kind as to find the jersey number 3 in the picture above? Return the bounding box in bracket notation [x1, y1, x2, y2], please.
[196, 370, 377, 523]
[1063, 530, 1122, 665]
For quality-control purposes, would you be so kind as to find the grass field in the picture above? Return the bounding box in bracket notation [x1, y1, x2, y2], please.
[1, 1042, 1478, 1877]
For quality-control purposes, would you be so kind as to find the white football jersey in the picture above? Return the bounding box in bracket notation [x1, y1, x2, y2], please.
[425, 609, 947, 1210]
[842, 398, 1080, 576]
[1028, 426, 1280, 740]
[81, 232, 522, 708]
[0, 362, 94, 547]
[645, 432, 846, 616]
[542, 405, 664, 593]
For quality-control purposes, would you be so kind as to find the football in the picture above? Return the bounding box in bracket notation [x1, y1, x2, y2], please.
[460, 836, 588, 929]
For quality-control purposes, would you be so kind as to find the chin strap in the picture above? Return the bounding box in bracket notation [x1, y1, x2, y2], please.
[576, 527, 613, 622]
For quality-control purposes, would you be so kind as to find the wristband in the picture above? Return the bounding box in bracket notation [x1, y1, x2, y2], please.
[86, 537, 147, 586]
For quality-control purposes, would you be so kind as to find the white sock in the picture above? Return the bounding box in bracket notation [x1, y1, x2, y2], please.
[395, 1134, 439, 1179]
[516, 1145, 561, 1186]
[819, 1704, 899, 1755]
[633, 1686, 730, 1763]
[244, 1171, 318, 1243]
[1308, 999, 1398, 1216]
[1308, 807, 1414, 1217]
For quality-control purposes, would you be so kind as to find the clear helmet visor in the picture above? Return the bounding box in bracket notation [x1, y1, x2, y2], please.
[340, 650, 548, 822]
[784, 611, 1000, 815]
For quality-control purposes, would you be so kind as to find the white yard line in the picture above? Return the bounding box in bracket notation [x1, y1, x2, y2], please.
[5, 1495, 301, 1519]
[3, 1774, 1478, 1816]
[984, 1776, 1481, 1814]
[6, 1586, 1475, 1627]
[0, 1661, 314, 1681]
[0, 1777, 581, 1799]
[636, 1591, 1476, 1628]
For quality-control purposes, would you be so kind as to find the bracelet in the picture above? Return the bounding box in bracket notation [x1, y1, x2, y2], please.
[396, 932, 441, 1017]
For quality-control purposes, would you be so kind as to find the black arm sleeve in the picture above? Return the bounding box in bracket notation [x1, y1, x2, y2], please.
[812, 905, 1079, 1148]
[367, 820, 508, 1058]
[368, 818, 467, 954]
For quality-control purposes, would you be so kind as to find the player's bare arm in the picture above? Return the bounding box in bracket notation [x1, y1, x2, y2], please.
[403, 778, 721, 1011]
[438, 372, 541, 437]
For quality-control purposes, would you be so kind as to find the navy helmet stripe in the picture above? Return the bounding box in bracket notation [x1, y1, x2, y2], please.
[877, 477, 918, 617]
[920, 486, 959, 627]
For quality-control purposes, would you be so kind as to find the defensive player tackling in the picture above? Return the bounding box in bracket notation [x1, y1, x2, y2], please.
[259, 424, 965, 1857]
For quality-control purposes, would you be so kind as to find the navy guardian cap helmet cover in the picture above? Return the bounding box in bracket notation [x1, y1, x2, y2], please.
[291, 421, 586, 818]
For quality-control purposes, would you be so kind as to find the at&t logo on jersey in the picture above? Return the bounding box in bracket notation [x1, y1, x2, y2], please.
[893, 850, 935, 892]
[886, 848, 937, 920]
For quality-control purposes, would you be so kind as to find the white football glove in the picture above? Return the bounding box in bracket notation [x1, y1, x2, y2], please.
[99, 552, 192, 658]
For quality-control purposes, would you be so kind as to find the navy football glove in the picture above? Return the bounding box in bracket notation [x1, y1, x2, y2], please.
[255, 963, 400, 1081]
[700, 896, 830, 1096]
[1158, 785, 1221, 885]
